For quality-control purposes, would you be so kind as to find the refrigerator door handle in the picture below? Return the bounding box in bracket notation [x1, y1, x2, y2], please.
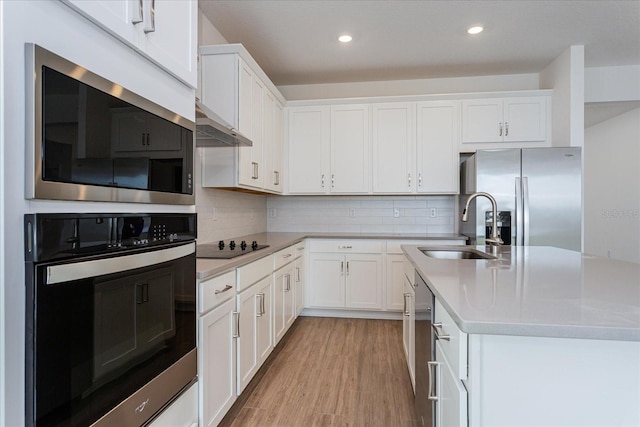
[523, 177, 530, 246]
[515, 177, 523, 245]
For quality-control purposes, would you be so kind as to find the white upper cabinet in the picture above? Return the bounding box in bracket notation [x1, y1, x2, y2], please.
[199, 45, 286, 194]
[416, 101, 460, 194]
[330, 104, 370, 194]
[372, 103, 416, 194]
[287, 106, 331, 194]
[462, 96, 547, 144]
[62, 0, 197, 87]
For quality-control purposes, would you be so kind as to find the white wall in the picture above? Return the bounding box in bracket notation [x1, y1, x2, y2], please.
[539, 45, 585, 147]
[585, 65, 640, 103]
[584, 108, 640, 264]
[279, 73, 540, 100]
[267, 195, 456, 234]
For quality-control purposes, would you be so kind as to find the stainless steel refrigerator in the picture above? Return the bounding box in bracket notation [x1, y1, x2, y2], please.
[460, 148, 582, 251]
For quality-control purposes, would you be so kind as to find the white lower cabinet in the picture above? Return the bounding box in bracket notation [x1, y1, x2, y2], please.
[294, 242, 306, 316]
[274, 261, 296, 343]
[198, 297, 236, 427]
[402, 273, 415, 391]
[237, 275, 273, 394]
[435, 343, 467, 427]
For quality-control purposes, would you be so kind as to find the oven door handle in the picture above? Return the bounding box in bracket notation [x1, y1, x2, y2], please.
[45, 242, 195, 285]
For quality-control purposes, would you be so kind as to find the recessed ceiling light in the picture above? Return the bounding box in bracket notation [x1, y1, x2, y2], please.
[467, 26, 484, 35]
[338, 34, 353, 43]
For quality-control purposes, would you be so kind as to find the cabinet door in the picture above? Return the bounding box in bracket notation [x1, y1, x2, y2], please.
[372, 102, 415, 193]
[416, 101, 460, 194]
[263, 91, 283, 193]
[198, 298, 236, 427]
[435, 343, 468, 427]
[272, 101, 285, 192]
[63, 1, 139, 49]
[461, 99, 503, 143]
[237, 284, 258, 393]
[287, 106, 330, 194]
[308, 254, 345, 308]
[294, 255, 305, 316]
[330, 104, 370, 193]
[137, 0, 197, 87]
[345, 254, 382, 309]
[274, 263, 295, 343]
[387, 254, 406, 311]
[404, 276, 415, 391]
[503, 97, 547, 142]
[238, 64, 264, 188]
[255, 278, 273, 366]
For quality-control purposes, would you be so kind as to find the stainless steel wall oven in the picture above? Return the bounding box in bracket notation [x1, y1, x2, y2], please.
[24, 213, 197, 426]
[25, 44, 195, 205]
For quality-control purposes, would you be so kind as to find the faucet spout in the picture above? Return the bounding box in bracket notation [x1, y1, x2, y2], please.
[461, 192, 504, 246]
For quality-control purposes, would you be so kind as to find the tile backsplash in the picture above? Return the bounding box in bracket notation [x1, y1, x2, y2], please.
[267, 195, 457, 234]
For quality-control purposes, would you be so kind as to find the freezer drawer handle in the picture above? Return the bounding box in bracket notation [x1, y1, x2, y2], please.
[432, 322, 451, 341]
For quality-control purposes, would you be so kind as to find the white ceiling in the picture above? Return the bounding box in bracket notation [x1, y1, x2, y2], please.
[199, 0, 640, 86]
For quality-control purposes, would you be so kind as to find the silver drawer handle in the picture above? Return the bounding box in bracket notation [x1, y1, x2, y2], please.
[282, 253, 292, 258]
[427, 361, 438, 401]
[403, 293, 410, 316]
[337, 245, 352, 249]
[432, 322, 451, 341]
[214, 284, 233, 295]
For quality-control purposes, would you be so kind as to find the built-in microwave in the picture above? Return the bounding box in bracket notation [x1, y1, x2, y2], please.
[25, 44, 195, 205]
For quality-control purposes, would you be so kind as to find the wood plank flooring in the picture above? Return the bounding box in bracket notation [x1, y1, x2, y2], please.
[219, 317, 419, 427]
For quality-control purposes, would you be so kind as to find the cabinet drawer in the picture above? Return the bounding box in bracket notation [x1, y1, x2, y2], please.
[386, 240, 466, 254]
[294, 241, 306, 259]
[434, 299, 468, 380]
[199, 270, 237, 314]
[237, 256, 273, 291]
[309, 239, 383, 254]
[274, 245, 296, 270]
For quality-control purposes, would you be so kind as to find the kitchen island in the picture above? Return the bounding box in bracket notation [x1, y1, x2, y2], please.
[403, 245, 640, 426]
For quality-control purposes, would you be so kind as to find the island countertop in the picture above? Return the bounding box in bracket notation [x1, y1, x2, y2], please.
[402, 245, 640, 341]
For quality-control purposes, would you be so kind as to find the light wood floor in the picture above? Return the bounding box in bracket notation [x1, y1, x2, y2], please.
[219, 316, 419, 427]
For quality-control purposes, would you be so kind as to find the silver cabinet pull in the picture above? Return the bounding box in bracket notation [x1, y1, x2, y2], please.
[331, 174, 335, 188]
[337, 245, 352, 249]
[214, 284, 233, 295]
[295, 267, 300, 283]
[143, 0, 155, 33]
[131, 0, 143, 24]
[432, 322, 451, 341]
[256, 293, 265, 317]
[321, 174, 325, 188]
[499, 122, 503, 136]
[284, 274, 291, 292]
[232, 311, 240, 338]
[403, 293, 407, 315]
[505, 121, 509, 136]
[408, 173, 412, 187]
[252, 162, 259, 179]
[274, 171, 280, 186]
[418, 172, 422, 187]
[403, 293, 410, 316]
[346, 261, 349, 276]
[261, 292, 266, 315]
[282, 253, 292, 259]
[427, 361, 438, 401]
[340, 261, 344, 276]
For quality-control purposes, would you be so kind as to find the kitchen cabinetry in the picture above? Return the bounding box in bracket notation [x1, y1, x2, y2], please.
[416, 101, 460, 193]
[197, 271, 237, 427]
[236, 256, 273, 393]
[287, 104, 369, 194]
[293, 242, 306, 316]
[199, 45, 286, 194]
[461, 96, 547, 144]
[62, 0, 197, 87]
[273, 245, 297, 344]
[402, 271, 415, 391]
[371, 102, 415, 194]
[111, 108, 183, 153]
[307, 240, 382, 310]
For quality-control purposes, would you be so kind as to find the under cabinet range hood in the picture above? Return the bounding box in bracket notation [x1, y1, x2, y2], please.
[195, 101, 252, 147]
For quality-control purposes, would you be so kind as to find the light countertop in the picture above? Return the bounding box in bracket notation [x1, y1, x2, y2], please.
[196, 232, 466, 279]
[403, 245, 640, 341]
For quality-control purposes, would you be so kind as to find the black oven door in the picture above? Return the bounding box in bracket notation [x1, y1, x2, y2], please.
[26, 243, 196, 427]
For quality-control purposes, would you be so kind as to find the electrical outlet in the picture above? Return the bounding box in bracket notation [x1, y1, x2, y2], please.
[349, 208, 356, 217]
[269, 208, 277, 218]
[430, 208, 437, 218]
[393, 208, 400, 218]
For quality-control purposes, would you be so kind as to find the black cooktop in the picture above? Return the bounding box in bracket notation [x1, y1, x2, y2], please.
[197, 240, 269, 259]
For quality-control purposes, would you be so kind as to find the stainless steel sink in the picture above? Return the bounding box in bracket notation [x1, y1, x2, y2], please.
[419, 246, 497, 260]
